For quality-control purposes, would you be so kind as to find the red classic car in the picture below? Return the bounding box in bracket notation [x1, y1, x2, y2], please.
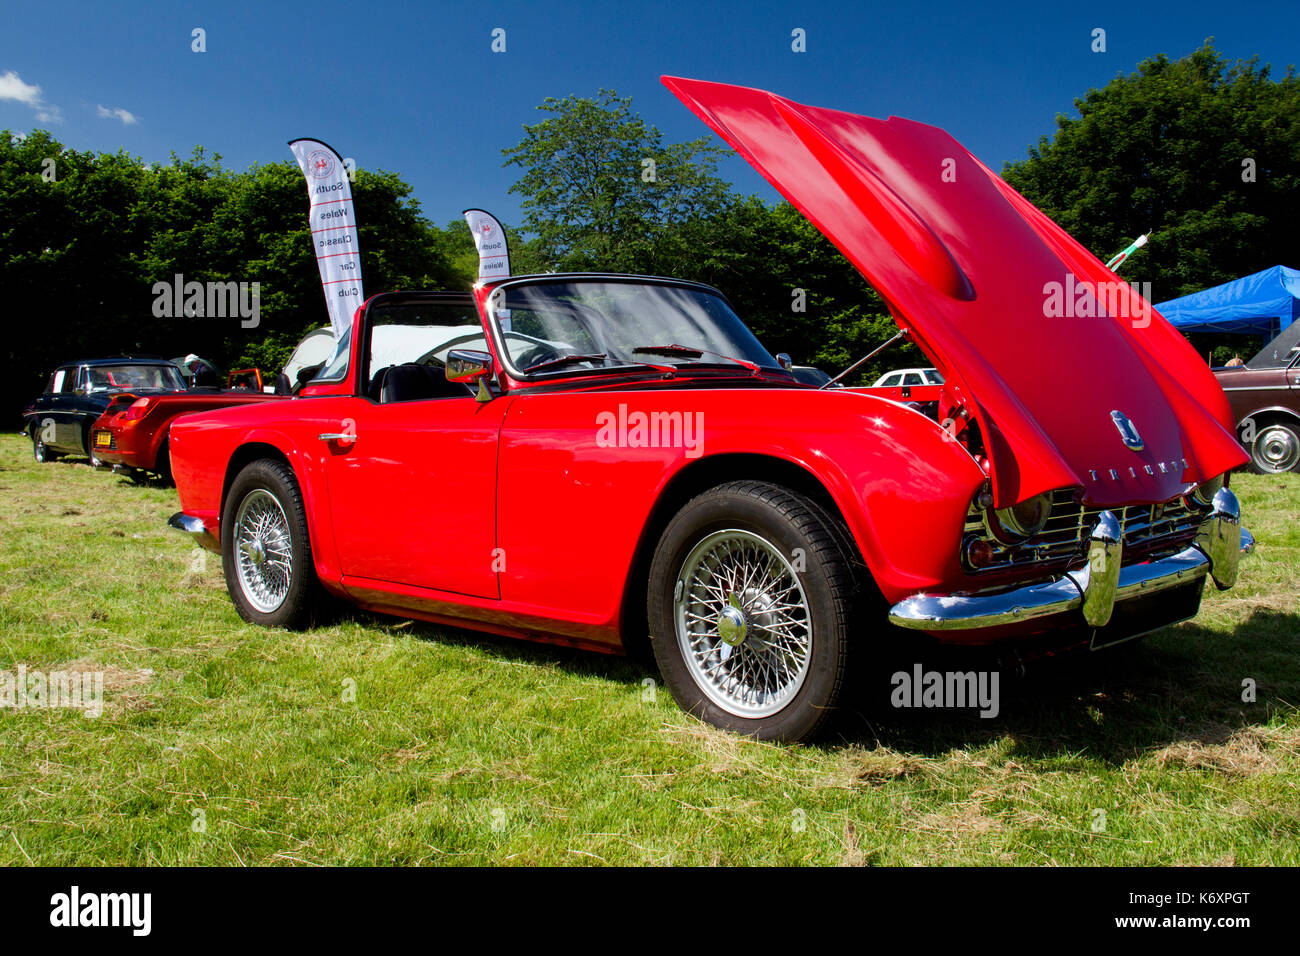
[166, 78, 1254, 741]
[92, 387, 282, 482]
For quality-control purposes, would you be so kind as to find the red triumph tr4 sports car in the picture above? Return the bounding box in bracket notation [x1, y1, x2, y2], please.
[166, 77, 1254, 741]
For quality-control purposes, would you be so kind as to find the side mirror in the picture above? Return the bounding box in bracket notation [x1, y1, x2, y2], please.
[446, 349, 494, 403]
[775, 353, 793, 371]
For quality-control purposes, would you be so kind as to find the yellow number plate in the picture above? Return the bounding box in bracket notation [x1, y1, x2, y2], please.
[95, 432, 111, 447]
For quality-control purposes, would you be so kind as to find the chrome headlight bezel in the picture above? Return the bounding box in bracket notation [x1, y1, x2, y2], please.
[990, 492, 1053, 542]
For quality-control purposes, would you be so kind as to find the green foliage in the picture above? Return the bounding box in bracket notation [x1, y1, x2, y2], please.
[0, 134, 464, 421]
[503, 90, 736, 276]
[501, 96, 903, 381]
[1003, 42, 1300, 302]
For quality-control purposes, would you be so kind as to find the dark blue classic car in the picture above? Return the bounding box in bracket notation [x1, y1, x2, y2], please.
[21, 358, 187, 465]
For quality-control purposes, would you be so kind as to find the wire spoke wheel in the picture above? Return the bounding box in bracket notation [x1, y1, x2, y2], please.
[233, 489, 294, 613]
[674, 529, 812, 719]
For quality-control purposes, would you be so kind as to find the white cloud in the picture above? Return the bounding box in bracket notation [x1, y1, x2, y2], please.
[96, 104, 139, 125]
[0, 70, 42, 106]
[0, 70, 62, 123]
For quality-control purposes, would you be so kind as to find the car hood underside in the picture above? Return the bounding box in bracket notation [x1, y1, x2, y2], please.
[663, 76, 1248, 507]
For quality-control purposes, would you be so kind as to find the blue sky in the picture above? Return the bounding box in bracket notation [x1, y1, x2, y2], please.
[3, 0, 1298, 229]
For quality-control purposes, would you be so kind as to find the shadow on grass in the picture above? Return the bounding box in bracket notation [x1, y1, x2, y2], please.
[836, 606, 1300, 765]
[350, 611, 648, 685]
[348, 599, 1299, 766]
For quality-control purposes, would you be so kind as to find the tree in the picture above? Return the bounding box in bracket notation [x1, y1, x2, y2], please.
[1003, 42, 1300, 303]
[503, 90, 735, 275]
[0, 132, 464, 421]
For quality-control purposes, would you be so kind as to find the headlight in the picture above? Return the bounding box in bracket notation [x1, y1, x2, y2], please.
[1187, 474, 1224, 509]
[993, 492, 1052, 540]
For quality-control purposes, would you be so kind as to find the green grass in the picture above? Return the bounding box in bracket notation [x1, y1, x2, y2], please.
[0, 432, 1297, 865]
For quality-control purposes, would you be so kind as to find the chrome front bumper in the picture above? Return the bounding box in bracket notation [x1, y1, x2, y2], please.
[889, 488, 1254, 632]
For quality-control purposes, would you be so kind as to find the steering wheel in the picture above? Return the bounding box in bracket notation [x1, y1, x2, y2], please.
[515, 344, 563, 370]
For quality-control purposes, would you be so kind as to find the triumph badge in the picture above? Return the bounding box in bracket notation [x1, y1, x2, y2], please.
[1110, 410, 1144, 452]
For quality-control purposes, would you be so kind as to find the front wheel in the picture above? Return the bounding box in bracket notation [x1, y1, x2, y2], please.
[1247, 421, 1300, 474]
[647, 481, 858, 742]
[32, 432, 59, 463]
[221, 459, 321, 629]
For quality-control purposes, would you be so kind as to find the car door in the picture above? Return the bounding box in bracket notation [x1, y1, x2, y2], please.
[66, 365, 110, 453]
[43, 366, 89, 452]
[321, 294, 506, 600]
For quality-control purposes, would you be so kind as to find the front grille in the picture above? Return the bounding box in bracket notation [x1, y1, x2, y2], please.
[964, 489, 1203, 573]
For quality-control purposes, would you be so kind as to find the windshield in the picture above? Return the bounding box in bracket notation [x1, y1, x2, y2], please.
[487, 279, 779, 377]
[316, 327, 352, 381]
[85, 364, 184, 392]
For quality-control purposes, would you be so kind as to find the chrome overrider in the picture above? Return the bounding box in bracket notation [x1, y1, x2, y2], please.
[889, 488, 1255, 631]
[168, 512, 219, 552]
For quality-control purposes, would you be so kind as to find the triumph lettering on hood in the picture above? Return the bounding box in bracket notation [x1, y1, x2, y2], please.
[662, 76, 1248, 507]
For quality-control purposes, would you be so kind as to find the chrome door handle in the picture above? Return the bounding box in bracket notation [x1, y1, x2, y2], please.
[318, 432, 355, 442]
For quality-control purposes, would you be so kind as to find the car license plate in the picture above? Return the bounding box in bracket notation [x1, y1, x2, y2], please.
[95, 431, 111, 447]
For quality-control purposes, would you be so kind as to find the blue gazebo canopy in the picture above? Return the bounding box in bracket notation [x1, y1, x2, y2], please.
[1155, 265, 1300, 337]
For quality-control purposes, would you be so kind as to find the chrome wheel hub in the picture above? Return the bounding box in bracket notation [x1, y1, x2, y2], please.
[1257, 426, 1299, 472]
[716, 602, 747, 647]
[233, 489, 292, 613]
[674, 529, 813, 719]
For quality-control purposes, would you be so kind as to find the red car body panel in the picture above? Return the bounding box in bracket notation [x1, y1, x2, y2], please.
[92, 391, 281, 473]
[170, 379, 986, 649]
[660, 76, 1248, 506]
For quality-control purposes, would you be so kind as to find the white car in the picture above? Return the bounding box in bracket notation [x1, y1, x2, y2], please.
[871, 367, 945, 387]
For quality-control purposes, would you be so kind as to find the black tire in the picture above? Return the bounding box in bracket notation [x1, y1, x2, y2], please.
[647, 480, 859, 742]
[154, 437, 173, 484]
[221, 459, 323, 629]
[31, 431, 59, 463]
[1246, 420, 1300, 474]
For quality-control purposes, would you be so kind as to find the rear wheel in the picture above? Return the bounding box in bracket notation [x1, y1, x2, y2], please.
[83, 425, 105, 468]
[647, 480, 858, 742]
[154, 438, 173, 484]
[221, 459, 321, 629]
[1247, 420, 1300, 474]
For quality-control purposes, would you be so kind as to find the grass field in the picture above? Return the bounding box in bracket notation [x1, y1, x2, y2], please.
[0, 431, 1296, 865]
